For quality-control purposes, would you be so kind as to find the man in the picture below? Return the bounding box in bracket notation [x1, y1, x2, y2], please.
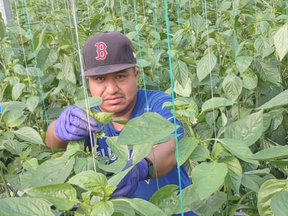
[46, 31, 197, 216]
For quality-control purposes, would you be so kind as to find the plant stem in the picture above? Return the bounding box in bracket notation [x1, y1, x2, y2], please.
[0, 168, 11, 198]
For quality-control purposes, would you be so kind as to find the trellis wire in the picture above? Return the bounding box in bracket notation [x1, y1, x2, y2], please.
[70, 0, 97, 172]
[163, 0, 184, 215]
[132, 0, 149, 111]
[203, 0, 217, 142]
[21, 0, 51, 150]
[151, 0, 161, 90]
[132, 0, 160, 190]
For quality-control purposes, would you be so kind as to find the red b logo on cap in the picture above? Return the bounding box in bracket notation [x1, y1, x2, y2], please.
[95, 42, 108, 60]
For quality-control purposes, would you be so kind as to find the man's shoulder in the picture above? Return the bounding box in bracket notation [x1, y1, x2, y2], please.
[138, 89, 170, 100]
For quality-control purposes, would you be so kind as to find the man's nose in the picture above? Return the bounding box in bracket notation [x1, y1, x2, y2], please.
[105, 79, 119, 94]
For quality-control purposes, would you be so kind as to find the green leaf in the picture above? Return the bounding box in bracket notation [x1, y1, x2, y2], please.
[92, 201, 114, 216]
[271, 191, 288, 216]
[106, 137, 129, 160]
[178, 137, 199, 166]
[4, 140, 24, 156]
[172, 60, 189, 88]
[224, 110, 263, 146]
[274, 23, 288, 61]
[174, 184, 200, 214]
[13, 64, 44, 76]
[68, 170, 107, 195]
[13, 127, 44, 145]
[220, 156, 242, 193]
[191, 162, 228, 200]
[57, 58, 76, 84]
[25, 184, 78, 211]
[197, 53, 217, 82]
[23, 158, 39, 173]
[241, 68, 258, 90]
[12, 83, 25, 100]
[6, 173, 33, 191]
[188, 192, 227, 216]
[97, 159, 127, 174]
[256, 89, 288, 110]
[258, 179, 288, 216]
[250, 145, 288, 160]
[254, 36, 274, 58]
[137, 58, 151, 67]
[31, 157, 75, 187]
[241, 174, 265, 192]
[219, 1, 231, 11]
[117, 198, 167, 216]
[74, 157, 95, 174]
[90, 110, 114, 124]
[75, 96, 102, 110]
[36, 26, 47, 50]
[219, 138, 258, 164]
[108, 168, 131, 187]
[189, 145, 210, 161]
[191, 14, 206, 34]
[116, 112, 179, 146]
[0, 197, 54, 216]
[0, 18, 5, 40]
[201, 97, 234, 113]
[26, 96, 39, 113]
[132, 143, 153, 164]
[259, 62, 281, 86]
[0, 160, 7, 170]
[236, 56, 253, 73]
[222, 74, 242, 102]
[174, 79, 191, 97]
[4, 110, 26, 127]
[111, 199, 135, 216]
[149, 185, 179, 215]
[37, 48, 57, 69]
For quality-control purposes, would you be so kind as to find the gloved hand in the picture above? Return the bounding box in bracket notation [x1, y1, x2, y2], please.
[55, 105, 101, 141]
[111, 159, 149, 198]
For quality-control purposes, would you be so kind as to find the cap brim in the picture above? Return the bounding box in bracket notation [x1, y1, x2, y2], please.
[84, 64, 136, 77]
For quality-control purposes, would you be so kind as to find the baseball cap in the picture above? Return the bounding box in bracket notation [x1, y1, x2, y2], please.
[83, 31, 137, 76]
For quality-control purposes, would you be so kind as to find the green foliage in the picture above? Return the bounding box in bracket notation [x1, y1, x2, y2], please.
[0, 0, 288, 215]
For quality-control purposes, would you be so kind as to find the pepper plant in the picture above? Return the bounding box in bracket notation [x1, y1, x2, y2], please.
[1, 0, 288, 215]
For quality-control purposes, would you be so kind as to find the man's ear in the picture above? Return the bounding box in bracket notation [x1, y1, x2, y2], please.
[135, 69, 140, 77]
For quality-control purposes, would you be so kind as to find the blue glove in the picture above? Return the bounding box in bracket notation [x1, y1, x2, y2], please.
[55, 105, 101, 141]
[111, 159, 149, 198]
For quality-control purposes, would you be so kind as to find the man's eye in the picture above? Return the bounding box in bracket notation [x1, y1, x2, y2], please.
[94, 77, 103, 81]
[117, 75, 125, 79]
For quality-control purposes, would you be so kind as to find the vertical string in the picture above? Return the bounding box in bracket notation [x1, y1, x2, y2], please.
[163, 0, 184, 215]
[70, 0, 97, 172]
[132, 0, 149, 111]
[132, 0, 160, 190]
[13, 0, 29, 75]
[21, 0, 51, 151]
[176, 0, 180, 23]
[151, 0, 161, 90]
[201, 0, 205, 18]
[119, 0, 127, 34]
[286, 0, 288, 63]
[203, 0, 217, 139]
[50, 0, 55, 17]
[232, 1, 237, 63]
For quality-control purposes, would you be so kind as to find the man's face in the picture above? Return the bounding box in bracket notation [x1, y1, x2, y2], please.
[88, 67, 139, 117]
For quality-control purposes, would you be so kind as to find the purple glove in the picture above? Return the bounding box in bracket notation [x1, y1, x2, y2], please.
[55, 105, 101, 141]
[111, 159, 149, 198]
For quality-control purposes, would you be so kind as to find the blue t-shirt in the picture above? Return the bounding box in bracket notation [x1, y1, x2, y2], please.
[85, 90, 197, 216]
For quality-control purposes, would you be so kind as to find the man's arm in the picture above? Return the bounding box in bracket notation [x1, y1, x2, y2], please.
[146, 138, 177, 178]
[45, 121, 69, 149]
